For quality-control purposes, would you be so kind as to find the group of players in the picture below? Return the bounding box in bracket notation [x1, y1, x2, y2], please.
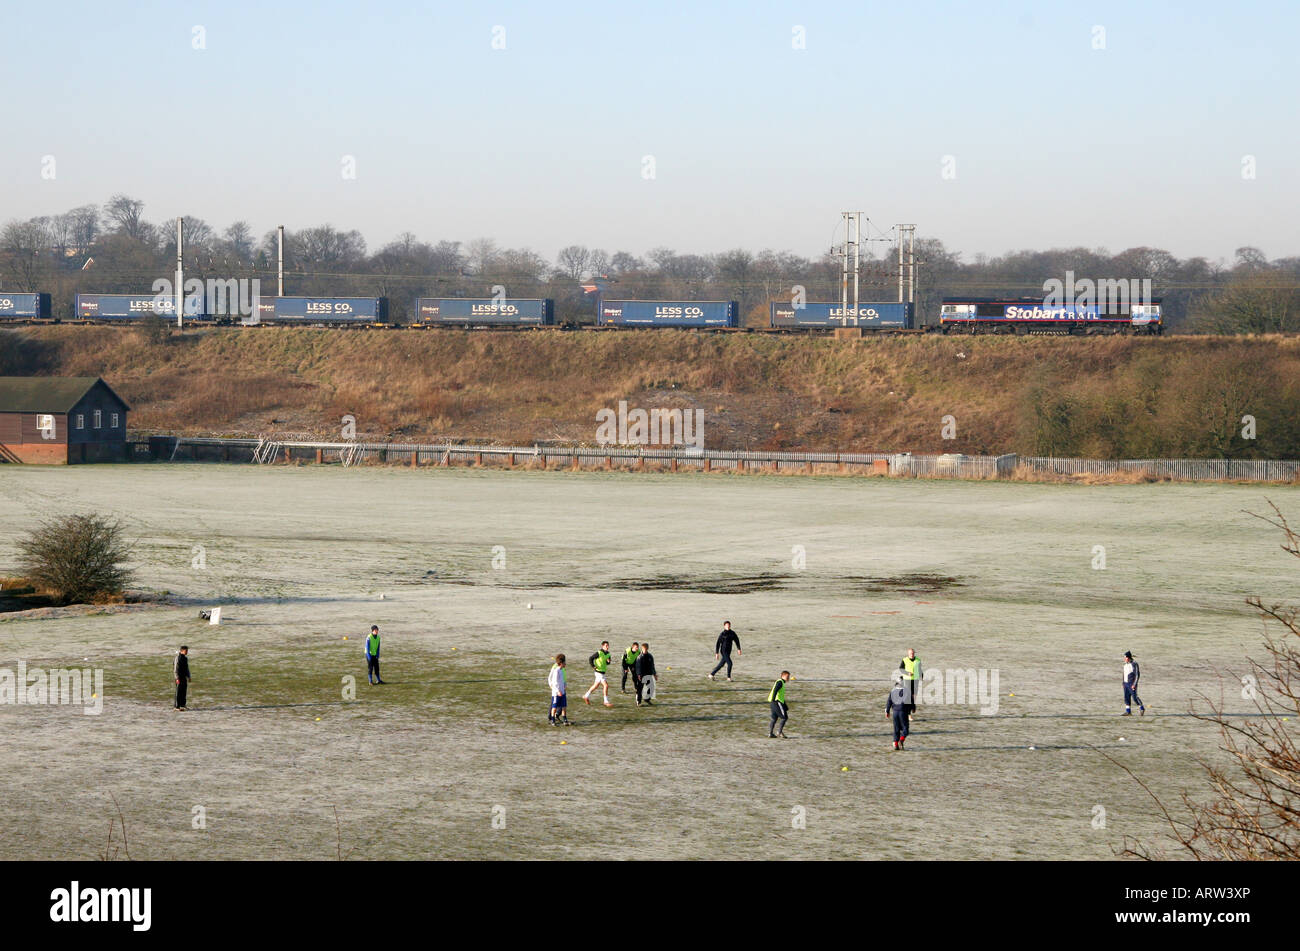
[544, 620, 926, 748]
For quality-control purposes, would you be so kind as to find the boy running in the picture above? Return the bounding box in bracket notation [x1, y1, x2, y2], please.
[548, 654, 570, 726]
[584, 641, 614, 707]
[767, 671, 790, 738]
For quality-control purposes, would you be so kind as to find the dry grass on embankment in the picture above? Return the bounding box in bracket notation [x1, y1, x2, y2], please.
[2, 325, 1299, 456]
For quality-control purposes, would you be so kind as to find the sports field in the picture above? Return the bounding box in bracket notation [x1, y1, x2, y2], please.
[0, 465, 1294, 860]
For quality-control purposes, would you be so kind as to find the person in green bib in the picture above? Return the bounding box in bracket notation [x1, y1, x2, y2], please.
[365, 625, 385, 685]
[768, 671, 791, 738]
[583, 641, 615, 707]
[621, 642, 641, 694]
[900, 648, 922, 721]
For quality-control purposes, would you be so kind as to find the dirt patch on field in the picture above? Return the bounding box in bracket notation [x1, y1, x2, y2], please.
[598, 572, 788, 594]
[388, 570, 962, 596]
[843, 573, 962, 594]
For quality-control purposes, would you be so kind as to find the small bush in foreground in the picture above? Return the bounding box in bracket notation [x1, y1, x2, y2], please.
[16, 513, 134, 605]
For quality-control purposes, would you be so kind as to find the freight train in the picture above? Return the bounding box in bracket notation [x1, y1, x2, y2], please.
[939, 297, 1163, 334]
[415, 297, 554, 327]
[0, 291, 1164, 334]
[769, 301, 914, 330]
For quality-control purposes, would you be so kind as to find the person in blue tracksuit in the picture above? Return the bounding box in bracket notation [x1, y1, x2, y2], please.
[1122, 650, 1144, 715]
[366, 625, 385, 684]
[886, 673, 912, 750]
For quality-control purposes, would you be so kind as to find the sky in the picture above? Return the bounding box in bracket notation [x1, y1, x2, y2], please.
[1, 0, 1296, 264]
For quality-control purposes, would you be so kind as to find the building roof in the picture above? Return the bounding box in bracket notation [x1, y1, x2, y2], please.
[0, 377, 130, 413]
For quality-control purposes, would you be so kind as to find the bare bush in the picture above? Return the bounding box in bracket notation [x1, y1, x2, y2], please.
[16, 513, 134, 605]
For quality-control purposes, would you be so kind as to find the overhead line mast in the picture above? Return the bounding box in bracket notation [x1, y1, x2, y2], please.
[838, 211, 863, 325]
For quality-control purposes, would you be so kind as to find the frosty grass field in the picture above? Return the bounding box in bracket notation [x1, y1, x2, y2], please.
[0, 464, 1294, 860]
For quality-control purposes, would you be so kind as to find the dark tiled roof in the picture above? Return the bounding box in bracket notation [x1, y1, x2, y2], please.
[0, 377, 130, 413]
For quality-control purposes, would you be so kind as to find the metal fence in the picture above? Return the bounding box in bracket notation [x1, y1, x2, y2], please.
[1019, 456, 1300, 481]
[126, 437, 1300, 483]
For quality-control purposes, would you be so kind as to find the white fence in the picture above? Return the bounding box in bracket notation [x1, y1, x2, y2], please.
[128, 438, 1300, 483]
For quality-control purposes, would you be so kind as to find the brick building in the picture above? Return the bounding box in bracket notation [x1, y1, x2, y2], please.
[0, 377, 130, 464]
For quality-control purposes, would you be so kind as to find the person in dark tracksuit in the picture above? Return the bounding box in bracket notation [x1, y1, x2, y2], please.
[886, 674, 912, 750]
[621, 642, 641, 694]
[634, 642, 657, 706]
[709, 621, 742, 681]
[173, 646, 191, 711]
[768, 671, 790, 738]
[366, 625, 385, 685]
[1122, 650, 1145, 716]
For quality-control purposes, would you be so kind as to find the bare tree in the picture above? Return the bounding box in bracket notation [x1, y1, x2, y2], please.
[498, 247, 548, 284]
[67, 204, 99, 251]
[429, 240, 464, 275]
[466, 238, 499, 276]
[295, 225, 367, 267]
[103, 195, 148, 240]
[181, 217, 214, 250]
[0, 219, 51, 290]
[222, 221, 254, 262]
[609, 251, 642, 275]
[556, 244, 590, 280]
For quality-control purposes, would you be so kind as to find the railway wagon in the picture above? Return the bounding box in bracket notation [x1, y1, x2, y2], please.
[74, 293, 207, 321]
[0, 292, 53, 321]
[598, 299, 738, 329]
[939, 297, 1163, 334]
[247, 296, 389, 325]
[415, 297, 554, 327]
[770, 301, 913, 330]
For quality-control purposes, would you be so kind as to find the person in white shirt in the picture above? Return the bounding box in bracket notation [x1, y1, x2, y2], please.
[548, 654, 570, 726]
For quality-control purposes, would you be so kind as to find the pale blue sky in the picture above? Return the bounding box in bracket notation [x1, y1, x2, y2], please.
[2, 0, 1295, 262]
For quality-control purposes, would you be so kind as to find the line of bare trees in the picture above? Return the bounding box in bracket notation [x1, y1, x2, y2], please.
[2, 195, 1298, 331]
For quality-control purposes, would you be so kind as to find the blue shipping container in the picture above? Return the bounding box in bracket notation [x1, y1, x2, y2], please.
[416, 298, 554, 325]
[0, 292, 52, 319]
[75, 293, 206, 320]
[770, 301, 912, 329]
[598, 300, 737, 328]
[250, 297, 389, 323]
